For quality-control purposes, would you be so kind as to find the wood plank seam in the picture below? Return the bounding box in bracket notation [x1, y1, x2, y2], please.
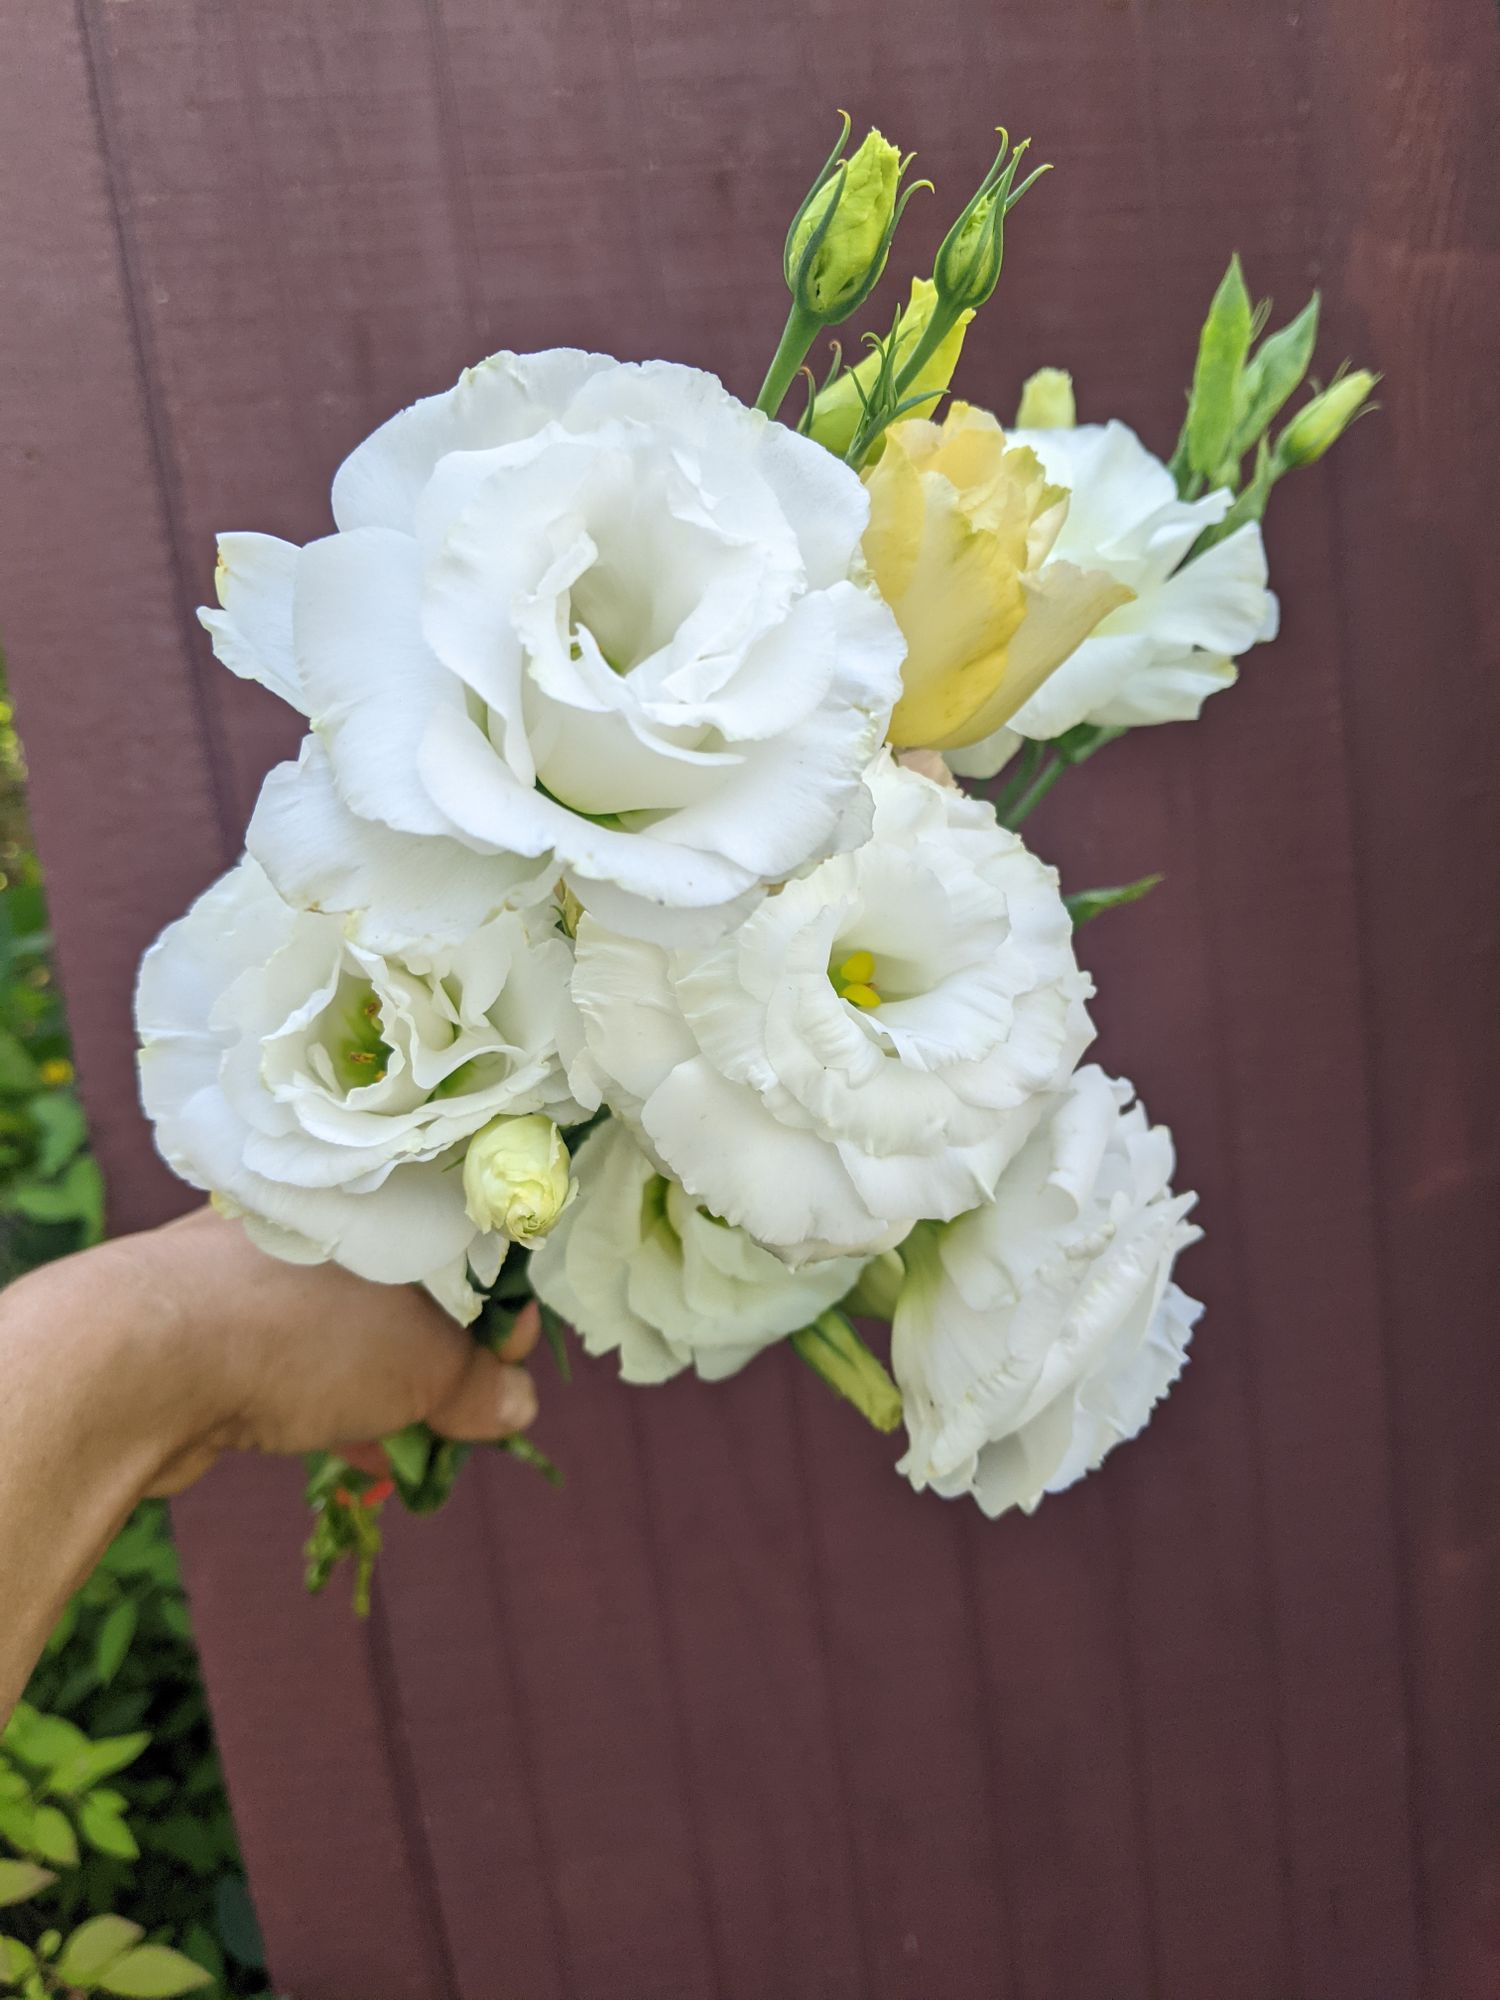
[73, 0, 240, 868]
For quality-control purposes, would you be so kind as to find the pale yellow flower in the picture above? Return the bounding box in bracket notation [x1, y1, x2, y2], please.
[808, 279, 973, 458]
[863, 403, 1130, 750]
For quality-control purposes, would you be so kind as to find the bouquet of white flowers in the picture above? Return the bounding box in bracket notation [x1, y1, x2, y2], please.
[136, 116, 1374, 1607]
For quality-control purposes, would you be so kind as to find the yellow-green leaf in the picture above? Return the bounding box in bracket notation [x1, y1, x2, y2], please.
[55, 1916, 144, 1984]
[26, 1804, 77, 1869]
[97, 1943, 215, 1996]
[1185, 254, 1252, 480]
[0, 1860, 54, 1909]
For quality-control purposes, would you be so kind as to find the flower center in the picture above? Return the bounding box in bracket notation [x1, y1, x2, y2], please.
[829, 948, 883, 1010]
[324, 978, 392, 1091]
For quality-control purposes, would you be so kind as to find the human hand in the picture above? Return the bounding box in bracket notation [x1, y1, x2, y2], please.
[124, 1205, 542, 1494]
[0, 1203, 540, 1715]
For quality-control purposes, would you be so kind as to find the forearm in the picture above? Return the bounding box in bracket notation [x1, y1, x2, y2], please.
[0, 1207, 539, 1721]
[0, 1236, 221, 1721]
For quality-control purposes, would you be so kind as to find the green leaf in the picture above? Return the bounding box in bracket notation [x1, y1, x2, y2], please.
[93, 1601, 139, 1689]
[1231, 292, 1320, 460]
[0, 1026, 39, 1094]
[1064, 874, 1164, 927]
[380, 1423, 433, 1489]
[0, 1936, 37, 1982]
[28, 1092, 86, 1178]
[1184, 254, 1253, 484]
[27, 1804, 78, 1868]
[4, 1704, 89, 1771]
[213, 1875, 265, 1970]
[49, 1731, 149, 1798]
[12, 1153, 104, 1239]
[498, 1434, 562, 1487]
[0, 1860, 54, 1909]
[55, 1916, 145, 1983]
[77, 1794, 137, 1862]
[96, 1944, 214, 1996]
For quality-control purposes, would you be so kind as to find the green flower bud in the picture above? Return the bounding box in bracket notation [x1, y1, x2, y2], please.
[787, 125, 905, 323]
[808, 278, 973, 456]
[1276, 369, 1379, 467]
[462, 1114, 574, 1245]
[932, 129, 1049, 317]
[1014, 367, 1076, 430]
[791, 1309, 902, 1433]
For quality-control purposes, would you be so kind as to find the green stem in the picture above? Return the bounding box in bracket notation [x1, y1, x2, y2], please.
[1001, 752, 1067, 829]
[756, 302, 823, 418]
[892, 299, 962, 399]
[991, 738, 1043, 821]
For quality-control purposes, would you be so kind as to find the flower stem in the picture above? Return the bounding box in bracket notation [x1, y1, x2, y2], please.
[1000, 752, 1066, 829]
[891, 299, 962, 400]
[991, 738, 1043, 821]
[756, 302, 824, 418]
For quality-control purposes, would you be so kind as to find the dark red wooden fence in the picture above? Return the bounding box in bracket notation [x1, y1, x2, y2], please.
[3, 3, 1497, 1995]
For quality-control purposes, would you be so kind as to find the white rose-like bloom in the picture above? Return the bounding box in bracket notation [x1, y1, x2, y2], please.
[948, 420, 1278, 777]
[209, 349, 906, 947]
[136, 857, 581, 1322]
[570, 755, 1094, 1261]
[530, 1120, 868, 1384]
[893, 1064, 1203, 1516]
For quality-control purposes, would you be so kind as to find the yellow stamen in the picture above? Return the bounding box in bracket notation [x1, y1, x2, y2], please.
[842, 981, 883, 1010]
[838, 950, 876, 985]
[346, 1048, 380, 1066]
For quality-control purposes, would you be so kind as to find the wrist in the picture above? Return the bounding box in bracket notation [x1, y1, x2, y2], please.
[9, 1220, 238, 1482]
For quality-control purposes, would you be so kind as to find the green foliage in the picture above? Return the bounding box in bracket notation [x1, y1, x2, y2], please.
[0, 661, 268, 1997]
[1175, 253, 1253, 491]
[0, 1709, 213, 1995]
[1064, 874, 1164, 928]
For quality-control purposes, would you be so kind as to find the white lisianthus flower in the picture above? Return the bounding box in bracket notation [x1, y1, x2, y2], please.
[530, 1120, 868, 1384]
[948, 420, 1278, 776]
[209, 350, 906, 946]
[136, 858, 581, 1322]
[892, 1065, 1202, 1516]
[569, 754, 1094, 1262]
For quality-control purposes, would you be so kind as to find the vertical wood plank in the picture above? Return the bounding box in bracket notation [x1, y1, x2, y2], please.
[1309, 7, 1500, 1993]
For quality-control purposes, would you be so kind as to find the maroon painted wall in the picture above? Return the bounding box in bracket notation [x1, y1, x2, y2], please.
[2, 3, 1497, 1995]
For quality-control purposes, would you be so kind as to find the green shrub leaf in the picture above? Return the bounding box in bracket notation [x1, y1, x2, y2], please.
[49, 1731, 150, 1798]
[26, 1804, 78, 1868]
[93, 1602, 139, 1690]
[0, 1860, 54, 1909]
[55, 1915, 145, 1983]
[77, 1794, 138, 1863]
[96, 1943, 215, 1996]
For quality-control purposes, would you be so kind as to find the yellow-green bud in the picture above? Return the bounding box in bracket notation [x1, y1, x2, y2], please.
[1276, 370, 1378, 466]
[1014, 367, 1076, 430]
[791, 1310, 902, 1433]
[808, 279, 973, 456]
[462, 1114, 573, 1245]
[931, 132, 1046, 318]
[787, 127, 903, 321]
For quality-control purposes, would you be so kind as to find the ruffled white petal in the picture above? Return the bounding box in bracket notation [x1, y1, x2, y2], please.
[198, 533, 304, 712]
[892, 1065, 1202, 1516]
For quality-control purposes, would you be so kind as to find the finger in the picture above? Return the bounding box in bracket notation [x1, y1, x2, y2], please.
[494, 1298, 542, 1362]
[427, 1348, 538, 1442]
